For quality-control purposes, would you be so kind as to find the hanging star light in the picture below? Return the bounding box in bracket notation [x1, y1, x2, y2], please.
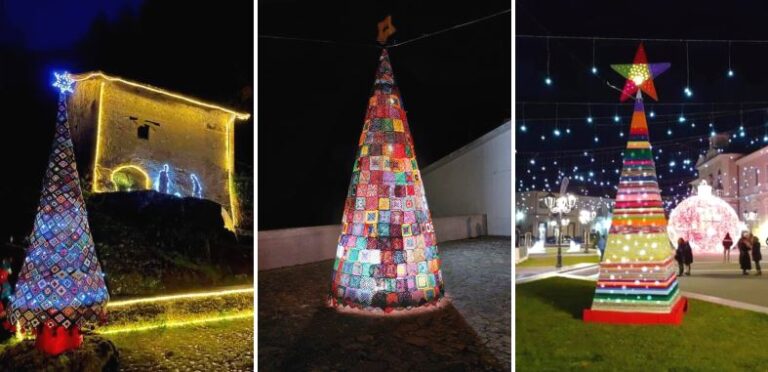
[611, 43, 670, 102]
[52, 71, 75, 94]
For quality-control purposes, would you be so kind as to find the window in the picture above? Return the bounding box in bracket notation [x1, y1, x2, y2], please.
[137, 124, 150, 140]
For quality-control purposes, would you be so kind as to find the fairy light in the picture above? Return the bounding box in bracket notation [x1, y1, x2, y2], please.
[591, 39, 598, 74]
[110, 164, 152, 191]
[97, 311, 254, 335]
[545, 37, 552, 85]
[108, 287, 253, 308]
[683, 42, 693, 98]
[727, 41, 735, 78]
[93, 82, 106, 192]
[72, 72, 249, 119]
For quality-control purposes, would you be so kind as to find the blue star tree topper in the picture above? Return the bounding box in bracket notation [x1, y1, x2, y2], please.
[52, 71, 75, 94]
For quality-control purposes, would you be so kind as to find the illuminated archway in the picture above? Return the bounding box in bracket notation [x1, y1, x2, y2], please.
[110, 165, 151, 192]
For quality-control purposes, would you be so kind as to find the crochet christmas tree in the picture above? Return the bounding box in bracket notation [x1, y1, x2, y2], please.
[583, 44, 687, 324]
[10, 73, 110, 354]
[329, 49, 445, 312]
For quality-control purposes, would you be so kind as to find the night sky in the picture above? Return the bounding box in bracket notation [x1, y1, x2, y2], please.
[258, 1, 511, 229]
[0, 0, 253, 240]
[516, 1, 768, 207]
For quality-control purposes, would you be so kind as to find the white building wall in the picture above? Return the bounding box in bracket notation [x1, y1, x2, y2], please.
[420, 122, 511, 236]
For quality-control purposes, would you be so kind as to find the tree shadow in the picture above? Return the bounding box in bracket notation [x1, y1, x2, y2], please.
[517, 278, 594, 319]
[276, 303, 506, 372]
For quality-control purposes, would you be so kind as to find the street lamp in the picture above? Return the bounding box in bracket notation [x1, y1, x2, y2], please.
[542, 191, 578, 269]
[744, 210, 758, 231]
[579, 209, 597, 253]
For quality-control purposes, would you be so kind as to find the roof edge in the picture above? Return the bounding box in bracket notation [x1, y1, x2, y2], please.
[421, 120, 511, 175]
[71, 71, 251, 121]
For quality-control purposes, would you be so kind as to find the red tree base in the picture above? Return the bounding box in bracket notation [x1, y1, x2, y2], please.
[583, 297, 688, 325]
[35, 324, 83, 355]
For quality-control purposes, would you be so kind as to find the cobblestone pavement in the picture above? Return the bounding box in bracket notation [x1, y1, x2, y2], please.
[258, 236, 511, 371]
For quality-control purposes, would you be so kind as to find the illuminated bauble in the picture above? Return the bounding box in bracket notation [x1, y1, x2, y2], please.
[667, 181, 740, 254]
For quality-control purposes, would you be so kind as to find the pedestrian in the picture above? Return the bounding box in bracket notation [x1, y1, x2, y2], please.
[675, 238, 685, 275]
[676, 238, 693, 276]
[597, 233, 606, 260]
[723, 232, 734, 263]
[737, 231, 753, 275]
[752, 234, 763, 276]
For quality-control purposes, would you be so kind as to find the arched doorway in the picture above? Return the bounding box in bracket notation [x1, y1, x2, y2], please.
[110, 165, 151, 192]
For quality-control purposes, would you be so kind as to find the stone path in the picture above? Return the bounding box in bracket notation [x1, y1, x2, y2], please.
[258, 237, 511, 371]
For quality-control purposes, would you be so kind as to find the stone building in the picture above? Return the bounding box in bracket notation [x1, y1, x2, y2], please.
[66, 72, 250, 230]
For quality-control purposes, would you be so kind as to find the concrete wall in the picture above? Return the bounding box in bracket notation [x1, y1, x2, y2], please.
[258, 214, 487, 270]
[421, 122, 511, 236]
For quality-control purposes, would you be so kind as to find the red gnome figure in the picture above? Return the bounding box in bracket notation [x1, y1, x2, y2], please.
[9, 72, 109, 355]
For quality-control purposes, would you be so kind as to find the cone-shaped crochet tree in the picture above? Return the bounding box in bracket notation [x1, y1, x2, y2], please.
[10, 73, 109, 354]
[329, 49, 444, 312]
[583, 44, 687, 324]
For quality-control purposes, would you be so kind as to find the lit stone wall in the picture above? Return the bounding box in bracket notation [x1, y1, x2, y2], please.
[67, 77, 238, 226]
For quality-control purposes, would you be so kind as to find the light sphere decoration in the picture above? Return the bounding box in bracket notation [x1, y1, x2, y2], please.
[667, 181, 740, 254]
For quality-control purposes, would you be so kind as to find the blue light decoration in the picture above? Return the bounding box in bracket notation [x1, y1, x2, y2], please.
[52, 71, 75, 94]
[591, 66, 598, 74]
[545, 77, 553, 85]
[683, 86, 693, 97]
[586, 116, 593, 123]
[156, 164, 172, 194]
[10, 76, 109, 354]
[649, 110, 655, 118]
[728, 69, 734, 77]
[520, 124, 527, 132]
[614, 115, 620, 123]
[191, 174, 203, 198]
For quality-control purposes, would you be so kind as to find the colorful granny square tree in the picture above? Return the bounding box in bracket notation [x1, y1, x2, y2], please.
[10, 72, 110, 354]
[329, 49, 444, 312]
[583, 44, 688, 325]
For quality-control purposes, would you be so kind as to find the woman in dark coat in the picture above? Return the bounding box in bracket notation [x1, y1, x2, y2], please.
[675, 238, 685, 276]
[737, 231, 753, 275]
[679, 239, 693, 276]
[752, 235, 762, 275]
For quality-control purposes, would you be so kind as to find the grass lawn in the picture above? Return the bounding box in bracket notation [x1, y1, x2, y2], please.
[516, 255, 600, 268]
[105, 316, 253, 370]
[516, 278, 768, 371]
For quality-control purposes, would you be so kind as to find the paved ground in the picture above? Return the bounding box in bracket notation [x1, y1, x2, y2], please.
[258, 236, 511, 371]
[677, 255, 768, 307]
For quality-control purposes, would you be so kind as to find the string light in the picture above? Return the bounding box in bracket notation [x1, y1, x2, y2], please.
[545, 37, 552, 86]
[727, 41, 735, 78]
[591, 39, 598, 74]
[684, 42, 693, 98]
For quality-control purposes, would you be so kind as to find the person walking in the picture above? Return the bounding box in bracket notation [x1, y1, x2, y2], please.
[675, 238, 685, 276]
[752, 234, 763, 276]
[723, 233, 734, 263]
[597, 233, 606, 260]
[679, 238, 693, 276]
[738, 231, 753, 275]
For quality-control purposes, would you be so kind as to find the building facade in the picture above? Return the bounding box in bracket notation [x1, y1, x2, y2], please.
[421, 122, 511, 236]
[693, 143, 768, 242]
[515, 191, 613, 244]
[66, 72, 250, 229]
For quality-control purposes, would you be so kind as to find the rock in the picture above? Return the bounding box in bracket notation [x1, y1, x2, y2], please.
[0, 336, 119, 371]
